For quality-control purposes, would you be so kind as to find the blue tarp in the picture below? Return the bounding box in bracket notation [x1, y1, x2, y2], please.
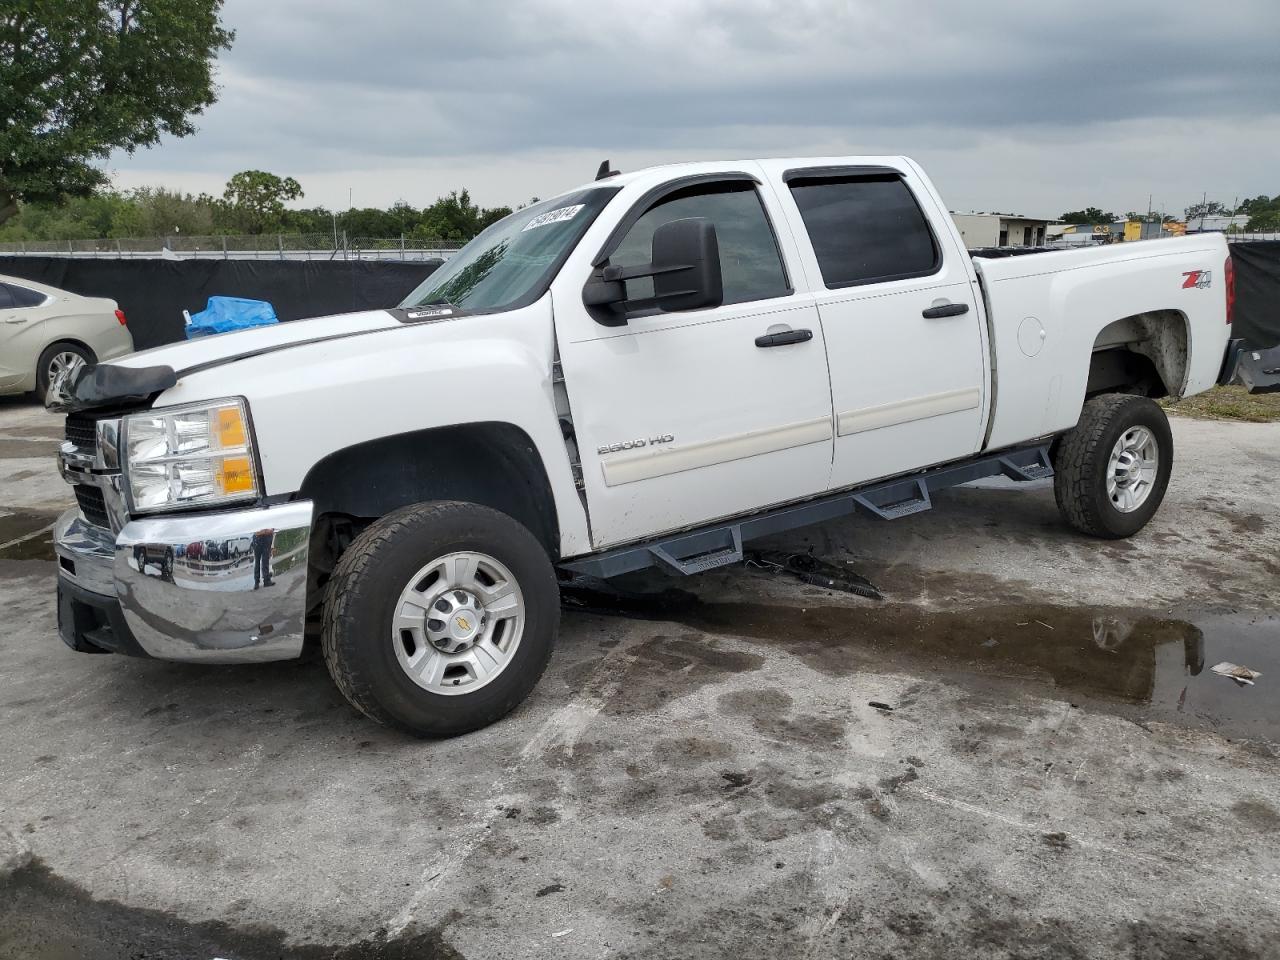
[185, 296, 279, 338]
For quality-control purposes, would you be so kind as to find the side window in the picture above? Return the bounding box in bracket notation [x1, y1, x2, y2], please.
[787, 175, 939, 287]
[611, 182, 790, 307]
[0, 286, 13, 310]
[4, 283, 47, 308]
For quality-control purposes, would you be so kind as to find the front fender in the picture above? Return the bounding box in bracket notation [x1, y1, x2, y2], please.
[153, 297, 592, 557]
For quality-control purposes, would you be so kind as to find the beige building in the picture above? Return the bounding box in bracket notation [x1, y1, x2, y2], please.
[950, 213, 1055, 249]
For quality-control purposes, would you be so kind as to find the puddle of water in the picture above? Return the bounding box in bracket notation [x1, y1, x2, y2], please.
[562, 585, 1279, 746]
[0, 511, 58, 561]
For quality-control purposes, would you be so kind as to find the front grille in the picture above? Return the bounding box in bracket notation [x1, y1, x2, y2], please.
[65, 413, 97, 451]
[74, 485, 111, 529]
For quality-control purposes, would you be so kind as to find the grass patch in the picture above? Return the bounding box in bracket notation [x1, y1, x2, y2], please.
[1161, 385, 1280, 423]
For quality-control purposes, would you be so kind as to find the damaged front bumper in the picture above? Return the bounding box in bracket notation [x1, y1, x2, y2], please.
[53, 500, 313, 663]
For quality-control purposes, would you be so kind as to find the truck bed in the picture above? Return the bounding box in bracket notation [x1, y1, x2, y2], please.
[971, 234, 1232, 450]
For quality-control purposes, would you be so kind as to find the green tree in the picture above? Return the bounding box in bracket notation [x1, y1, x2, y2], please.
[1184, 200, 1228, 223]
[1236, 194, 1279, 231]
[220, 170, 303, 234]
[342, 207, 403, 237]
[0, 0, 234, 225]
[410, 190, 512, 242]
[0, 191, 129, 241]
[1059, 207, 1117, 225]
[110, 186, 218, 237]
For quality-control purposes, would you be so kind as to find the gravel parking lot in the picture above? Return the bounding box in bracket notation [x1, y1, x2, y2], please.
[1, 395, 1277, 959]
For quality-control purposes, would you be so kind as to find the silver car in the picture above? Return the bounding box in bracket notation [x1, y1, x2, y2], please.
[0, 274, 135, 401]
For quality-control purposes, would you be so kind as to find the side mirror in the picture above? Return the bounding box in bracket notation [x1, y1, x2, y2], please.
[582, 218, 723, 321]
[649, 218, 723, 311]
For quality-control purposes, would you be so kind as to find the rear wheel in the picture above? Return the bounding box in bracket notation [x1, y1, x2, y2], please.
[1053, 393, 1173, 539]
[322, 501, 558, 737]
[36, 341, 93, 403]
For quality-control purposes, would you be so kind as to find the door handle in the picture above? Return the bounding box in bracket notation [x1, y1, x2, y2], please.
[3, 316, 26, 324]
[755, 328, 813, 348]
[922, 302, 969, 319]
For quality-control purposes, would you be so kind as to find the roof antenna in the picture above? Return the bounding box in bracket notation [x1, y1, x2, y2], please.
[595, 159, 620, 181]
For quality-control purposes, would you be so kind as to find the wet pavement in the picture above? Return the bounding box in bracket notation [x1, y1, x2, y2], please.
[1, 398, 1278, 959]
[1, 859, 462, 960]
[566, 580, 1279, 749]
[0, 511, 57, 563]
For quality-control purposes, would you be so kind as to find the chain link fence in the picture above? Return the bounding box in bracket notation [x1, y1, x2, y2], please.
[0, 233, 465, 261]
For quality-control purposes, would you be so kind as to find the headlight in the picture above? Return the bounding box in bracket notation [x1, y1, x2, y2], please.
[123, 398, 259, 512]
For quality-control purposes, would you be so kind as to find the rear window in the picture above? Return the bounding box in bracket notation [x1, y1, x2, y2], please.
[788, 175, 939, 288]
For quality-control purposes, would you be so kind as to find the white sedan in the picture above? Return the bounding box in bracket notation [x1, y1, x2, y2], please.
[0, 274, 135, 401]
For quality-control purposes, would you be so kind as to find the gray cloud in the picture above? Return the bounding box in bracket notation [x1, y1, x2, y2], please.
[108, 0, 1280, 216]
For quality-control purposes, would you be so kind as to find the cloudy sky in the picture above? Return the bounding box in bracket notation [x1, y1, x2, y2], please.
[107, 0, 1280, 219]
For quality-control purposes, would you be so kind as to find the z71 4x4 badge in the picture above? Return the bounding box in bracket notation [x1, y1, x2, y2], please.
[1182, 269, 1212, 289]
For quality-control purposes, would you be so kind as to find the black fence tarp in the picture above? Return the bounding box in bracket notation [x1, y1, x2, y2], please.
[0, 257, 441, 350]
[1230, 241, 1280, 350]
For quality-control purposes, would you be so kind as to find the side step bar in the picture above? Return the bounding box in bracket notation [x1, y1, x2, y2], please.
[561, 443, 1054, 580]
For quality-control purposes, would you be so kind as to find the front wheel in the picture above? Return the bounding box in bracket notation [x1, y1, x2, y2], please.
[321, 501, 559, 737]
[1053, 393, 1174, 539]
[36, 342, 93, 403]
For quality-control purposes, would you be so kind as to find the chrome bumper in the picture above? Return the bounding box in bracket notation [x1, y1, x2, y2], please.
[53, 500, 314, 663]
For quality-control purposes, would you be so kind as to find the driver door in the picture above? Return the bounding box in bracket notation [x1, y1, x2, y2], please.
[553, 173, 835, 550]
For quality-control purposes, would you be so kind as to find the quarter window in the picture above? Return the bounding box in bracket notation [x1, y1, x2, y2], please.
[4, 283, 47, 307]
[610, 182, 790, 307]
[788, 175, 939, 287]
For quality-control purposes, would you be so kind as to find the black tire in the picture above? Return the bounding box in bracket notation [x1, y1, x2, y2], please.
[36, 341, 93, 403]
[1053, 393, 1174, 539]
[321, 501, 558, 738]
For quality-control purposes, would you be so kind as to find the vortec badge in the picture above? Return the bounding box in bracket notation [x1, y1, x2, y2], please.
[1182, 270, 1212, 290]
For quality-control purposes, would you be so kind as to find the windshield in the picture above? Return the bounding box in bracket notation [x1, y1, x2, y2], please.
[399, 188, 618, 313]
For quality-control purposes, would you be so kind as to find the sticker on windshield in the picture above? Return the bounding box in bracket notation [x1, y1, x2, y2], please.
[522, 204, 585, 231]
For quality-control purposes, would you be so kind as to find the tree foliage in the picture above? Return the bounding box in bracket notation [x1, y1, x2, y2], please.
[1239, 194, 1280, 232]
[220, 170, 303, 234]
[1058, 207, 1117, 225]
[0, 0, 235, 224]
[410, 190, 512, 242]
[0, 175, 520, 244]
[1183, 200, 1229, 223]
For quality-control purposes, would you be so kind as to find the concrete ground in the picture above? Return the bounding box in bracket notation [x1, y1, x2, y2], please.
[1, 394, 1277, 959]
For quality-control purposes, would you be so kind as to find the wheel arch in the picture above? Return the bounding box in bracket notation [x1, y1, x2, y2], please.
[1086, 309, 1189, 400]
[299, 421, 562, 559]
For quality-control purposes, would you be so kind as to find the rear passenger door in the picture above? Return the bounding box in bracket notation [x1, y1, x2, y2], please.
[762, 162, 987, 490]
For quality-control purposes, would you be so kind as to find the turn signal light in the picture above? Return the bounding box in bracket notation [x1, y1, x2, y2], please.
[216, 456, 255, 495]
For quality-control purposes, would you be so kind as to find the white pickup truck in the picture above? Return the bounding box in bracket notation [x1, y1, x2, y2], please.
[49, 156, 1237, 737]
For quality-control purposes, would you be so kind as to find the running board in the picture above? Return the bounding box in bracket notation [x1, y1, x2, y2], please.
[561, 442, 1054, 580]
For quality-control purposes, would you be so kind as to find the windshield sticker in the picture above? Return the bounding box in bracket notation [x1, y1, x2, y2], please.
[522, 204, 585, 231]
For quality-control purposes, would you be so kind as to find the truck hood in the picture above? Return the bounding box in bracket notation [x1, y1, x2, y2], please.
[112, 308, 405, 375]
[50, 308, 426, 413]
